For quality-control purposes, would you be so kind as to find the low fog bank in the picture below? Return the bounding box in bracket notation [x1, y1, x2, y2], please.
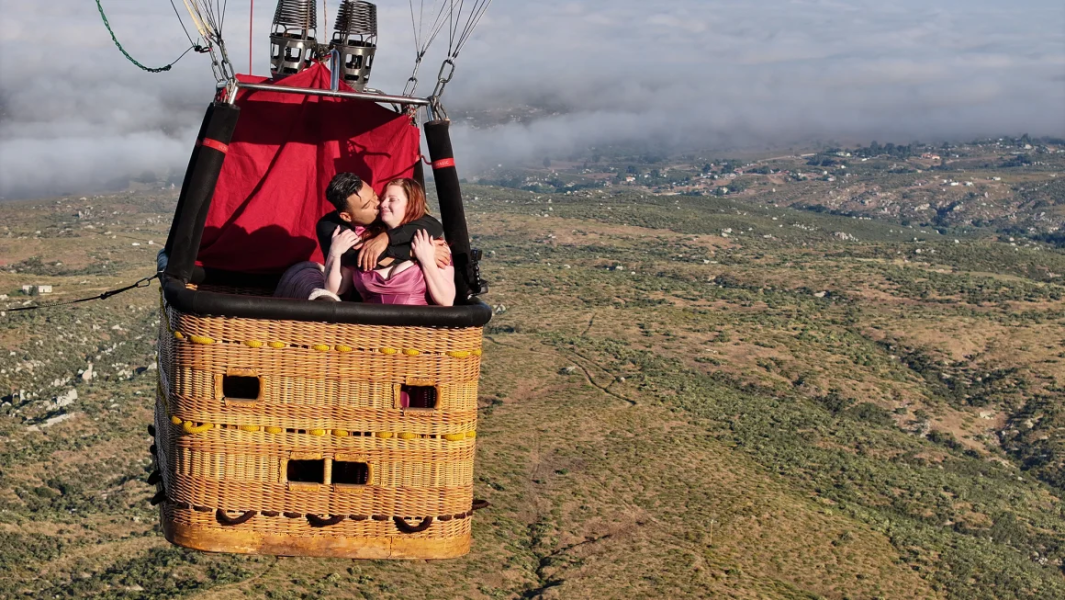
[1, 0, 1062, 199]
[0, 1, 215, 199]
[446, 0, 1065, 170]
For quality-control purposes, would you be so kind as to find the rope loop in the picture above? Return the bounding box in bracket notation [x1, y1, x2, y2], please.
[95, 0, 192, 73]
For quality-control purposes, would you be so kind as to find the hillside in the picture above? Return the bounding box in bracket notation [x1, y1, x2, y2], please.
[1, 168, 1064, 598]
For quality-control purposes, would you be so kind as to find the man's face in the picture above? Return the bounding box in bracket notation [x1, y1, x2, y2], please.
[340, 181, 380, 226]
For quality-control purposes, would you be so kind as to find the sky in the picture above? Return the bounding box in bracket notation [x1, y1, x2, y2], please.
[0, 0, 1063, 198]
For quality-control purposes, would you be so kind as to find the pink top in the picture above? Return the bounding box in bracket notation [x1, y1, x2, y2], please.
[351, 262, 430, 305]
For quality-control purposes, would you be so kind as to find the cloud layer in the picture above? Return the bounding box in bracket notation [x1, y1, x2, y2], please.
[1, 0, 1063, 198]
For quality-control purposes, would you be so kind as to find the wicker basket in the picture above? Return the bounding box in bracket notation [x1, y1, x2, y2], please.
[153, 289, 484, 559]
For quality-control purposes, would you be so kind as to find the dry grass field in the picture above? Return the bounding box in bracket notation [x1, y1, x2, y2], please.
[2, 161, 1064, 599]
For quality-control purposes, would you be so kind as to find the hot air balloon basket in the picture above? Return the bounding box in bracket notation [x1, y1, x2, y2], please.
[151, 290, 484, 559]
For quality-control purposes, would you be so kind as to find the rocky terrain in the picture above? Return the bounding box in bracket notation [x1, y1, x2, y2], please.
[1, 147, 1065, 598]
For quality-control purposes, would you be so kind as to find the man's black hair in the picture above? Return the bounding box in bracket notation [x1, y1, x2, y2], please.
[325, 172, 365, 212]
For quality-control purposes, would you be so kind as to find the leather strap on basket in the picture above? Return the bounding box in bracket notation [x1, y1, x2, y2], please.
[393, 516, 434, 534]
[216, 509, 257, 526]
[149, 491, 167, 506]
[307, 514, 346, 527]
[472, 499, 491, 511]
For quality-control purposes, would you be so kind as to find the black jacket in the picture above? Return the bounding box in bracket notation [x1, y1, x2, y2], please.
[316, 212, 445, 268]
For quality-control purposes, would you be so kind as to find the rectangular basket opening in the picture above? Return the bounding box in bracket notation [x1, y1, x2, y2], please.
[286, 459, 325, 484]
[400, 385, 437, 409]
[223, 375, 261, 400]
[333, 461, 369, 486]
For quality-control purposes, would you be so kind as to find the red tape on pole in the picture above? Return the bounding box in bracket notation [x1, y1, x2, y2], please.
[199, 138, 229, 154]
[431, 158, 456, 170]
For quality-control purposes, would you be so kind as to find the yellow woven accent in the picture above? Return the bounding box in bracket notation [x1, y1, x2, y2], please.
[465, 430, 477, 439]
[402, 348, 421, 356]
[375, 432, 394, 439]
[332, 429, 350, 437]
[335, 344, 353, 353]
[265, 426, 283, 434]
[170, 416, 183, 425]
[447, 351, 471, 359]
[240, 425, 261, 432]
[312, 344, 331, 352]
[379, 347, 398, 355]
[188, 335, 215, 345]
[473, 349, 483, 356]
[309, 429, 327, 436]
[173, 331, 184, 340]
[244, 340, 264, 348]
[398, 432, 417, 440]
[444, 433, 466, 442]
[268, 341, 286, 349]
[183, 422, 214, 434]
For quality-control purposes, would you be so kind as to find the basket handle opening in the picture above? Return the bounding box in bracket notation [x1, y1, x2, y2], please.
[307, 514, 347, 527]
[216, 509, 258, 526]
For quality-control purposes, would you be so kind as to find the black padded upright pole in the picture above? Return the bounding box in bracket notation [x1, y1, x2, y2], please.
[413, 158, 426, 195]
[164, 102, 241, 283]
[164, 103, 214, 257]
[423, 119, 485, 300]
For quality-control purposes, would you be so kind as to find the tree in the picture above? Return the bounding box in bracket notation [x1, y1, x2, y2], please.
[542, 157, 551, 168]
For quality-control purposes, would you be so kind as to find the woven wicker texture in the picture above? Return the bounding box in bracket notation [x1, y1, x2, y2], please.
[153, 289, 484, 559]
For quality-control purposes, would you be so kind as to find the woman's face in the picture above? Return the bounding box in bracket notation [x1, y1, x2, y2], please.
[379, 184, 409, 229]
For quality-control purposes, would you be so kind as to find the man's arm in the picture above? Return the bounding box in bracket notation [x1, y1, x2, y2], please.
[316, 214, 340, 259]
[382, 215, 445, 261]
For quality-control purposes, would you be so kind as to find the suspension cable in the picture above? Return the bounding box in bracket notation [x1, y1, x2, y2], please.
[182, 0, 212, 39]
[168, 0, 199, 47]
[425, 0, 492, 116]
[405, 0, 454, 95]
[179, 0, 235, 83]
[449, 0, 493, 59]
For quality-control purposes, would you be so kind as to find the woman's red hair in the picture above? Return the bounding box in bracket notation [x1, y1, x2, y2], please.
[384, 178, 429, 226]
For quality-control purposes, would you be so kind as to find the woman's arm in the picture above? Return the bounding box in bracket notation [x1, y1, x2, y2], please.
[324, 252, 353, 296]
[325, 227, 359, 296]
[412, 229, 456, 306]
[423, 263, 456, 306]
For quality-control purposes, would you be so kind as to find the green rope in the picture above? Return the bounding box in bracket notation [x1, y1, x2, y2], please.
[95, 0, 175, 73]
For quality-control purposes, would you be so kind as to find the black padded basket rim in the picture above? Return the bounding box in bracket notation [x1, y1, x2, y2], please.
[161, 274, 492, 327]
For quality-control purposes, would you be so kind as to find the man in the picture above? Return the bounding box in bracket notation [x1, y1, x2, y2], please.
[315, 171, 449, 274]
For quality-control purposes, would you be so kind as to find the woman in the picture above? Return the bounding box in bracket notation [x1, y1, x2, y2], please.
[325, 178, 455, 306]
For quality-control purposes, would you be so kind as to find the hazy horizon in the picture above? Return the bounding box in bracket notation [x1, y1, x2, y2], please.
[1, 0, 1062, 199]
